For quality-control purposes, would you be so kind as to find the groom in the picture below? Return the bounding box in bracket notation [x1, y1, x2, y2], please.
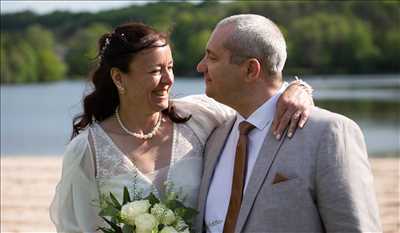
[195, 14, 382, 232]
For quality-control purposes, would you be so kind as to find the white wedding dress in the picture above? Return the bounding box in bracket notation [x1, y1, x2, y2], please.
[50, 95, 234, 233]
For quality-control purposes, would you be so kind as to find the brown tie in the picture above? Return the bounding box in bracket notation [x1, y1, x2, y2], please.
[223, 121, 255, 233]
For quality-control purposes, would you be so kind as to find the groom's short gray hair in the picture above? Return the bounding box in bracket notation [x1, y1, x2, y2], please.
[217, 14, 287, 76]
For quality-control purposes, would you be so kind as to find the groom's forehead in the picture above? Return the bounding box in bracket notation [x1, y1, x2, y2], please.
[207, 26, 233, 50]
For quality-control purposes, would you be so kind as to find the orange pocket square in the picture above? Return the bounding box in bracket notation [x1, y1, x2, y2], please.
[272, 172, 289, 184]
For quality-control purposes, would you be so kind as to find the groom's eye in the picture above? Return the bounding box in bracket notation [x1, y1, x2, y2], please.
[150, 69, 161, 74]
[208, 55, 216, 61]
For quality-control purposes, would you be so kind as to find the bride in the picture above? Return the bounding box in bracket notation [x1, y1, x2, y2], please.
[50, 22, 313, 232]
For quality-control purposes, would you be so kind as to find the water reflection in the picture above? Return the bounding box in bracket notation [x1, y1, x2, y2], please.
[317, 100, 399, 156]
[1, 76, 399, 157]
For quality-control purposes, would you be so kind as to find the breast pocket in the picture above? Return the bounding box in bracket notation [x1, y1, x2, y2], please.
[257, 176, 313, 210]
[270, 177, 303, 200]
[270, 176, 301, 191]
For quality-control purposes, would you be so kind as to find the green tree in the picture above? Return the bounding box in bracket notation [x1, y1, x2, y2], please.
[7, 39, 38, 83]
[1, 26, 66, 83]
[1, 1, 399, 79]
[0, 34, 10, 83]
[65, 23, 110, 78]
[288, 13, 379, 74]
[1, 32, 38, 83]
[186, 29, 212, 74]
[380, 28, 400, 72]
[25, 25, 66, 81]
[171, 10, 220, 75]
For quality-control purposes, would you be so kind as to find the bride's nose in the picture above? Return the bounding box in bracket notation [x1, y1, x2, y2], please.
[160, 68, 174, 85]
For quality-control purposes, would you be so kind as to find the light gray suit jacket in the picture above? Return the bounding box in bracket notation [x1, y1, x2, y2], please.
[195, 107, 382, 233]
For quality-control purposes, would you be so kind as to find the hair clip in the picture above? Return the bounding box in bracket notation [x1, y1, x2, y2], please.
[100, 32, 127, 61]
[100, 36, 111, 60]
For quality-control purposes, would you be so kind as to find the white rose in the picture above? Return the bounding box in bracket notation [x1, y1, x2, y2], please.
[150, 203, 166, 220]
[160, 226, 178, 233]
[120, 200, 151, 225]
[162, 209, 176, 225]
[174, 217, 188, 231]
[150, 203, 176, 225]
[179, 228, 190, 233]
[135, 213, 158, 233]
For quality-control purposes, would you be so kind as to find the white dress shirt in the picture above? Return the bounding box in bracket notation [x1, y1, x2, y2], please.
[205, 83, 288, 233]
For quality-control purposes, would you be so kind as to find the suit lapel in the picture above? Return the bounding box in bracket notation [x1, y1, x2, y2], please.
[196, 116, 236, 232]
[235, 128, 287, 233]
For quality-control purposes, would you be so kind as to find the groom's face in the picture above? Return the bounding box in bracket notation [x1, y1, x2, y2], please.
[197, 25, 245, 106]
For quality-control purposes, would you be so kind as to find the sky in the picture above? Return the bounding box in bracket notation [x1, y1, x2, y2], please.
[0, 1, 149, 14]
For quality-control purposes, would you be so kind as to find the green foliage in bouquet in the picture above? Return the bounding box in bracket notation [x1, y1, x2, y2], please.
[97, 186, 198, 233]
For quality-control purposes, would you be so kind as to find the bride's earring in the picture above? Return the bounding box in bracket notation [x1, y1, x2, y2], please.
[118, 86, 125, 95]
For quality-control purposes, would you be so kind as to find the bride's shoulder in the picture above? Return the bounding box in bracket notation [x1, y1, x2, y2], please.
[68, 128, 90, 148]
[63, 128, 91, 164]
[172, 94, 235, 123]
[172, 95, 235, 144]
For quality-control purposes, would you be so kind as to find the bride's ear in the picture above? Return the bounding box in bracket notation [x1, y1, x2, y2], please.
[110, 68, 126, 94]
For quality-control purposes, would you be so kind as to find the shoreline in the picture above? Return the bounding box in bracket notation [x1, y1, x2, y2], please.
[1, 156, 399, 232]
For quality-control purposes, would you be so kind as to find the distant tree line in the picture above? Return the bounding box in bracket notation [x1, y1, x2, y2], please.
[1, 1, 399, 83]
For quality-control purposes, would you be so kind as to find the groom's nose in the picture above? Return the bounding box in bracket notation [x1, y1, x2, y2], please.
[197, 56, 207, 73]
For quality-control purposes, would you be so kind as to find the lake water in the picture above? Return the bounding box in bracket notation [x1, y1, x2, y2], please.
[1, 75, 399, 157]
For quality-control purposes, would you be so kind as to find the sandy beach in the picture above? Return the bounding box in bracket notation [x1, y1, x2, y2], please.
[1, 156, 399, 232]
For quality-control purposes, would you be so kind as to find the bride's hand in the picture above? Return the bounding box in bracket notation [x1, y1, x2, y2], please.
[272, 79, 314, 140]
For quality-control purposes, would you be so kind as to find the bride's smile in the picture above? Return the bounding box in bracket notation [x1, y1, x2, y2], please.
[112, 44, 174, 115]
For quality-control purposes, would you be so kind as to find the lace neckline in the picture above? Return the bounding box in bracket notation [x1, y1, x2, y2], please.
[93, 122, 177, 191]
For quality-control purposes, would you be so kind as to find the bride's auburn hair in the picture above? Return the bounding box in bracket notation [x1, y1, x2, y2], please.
[72, 22, 190, 139]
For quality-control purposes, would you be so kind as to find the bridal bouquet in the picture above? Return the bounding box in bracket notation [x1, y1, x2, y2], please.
[97, 186, 198, 233]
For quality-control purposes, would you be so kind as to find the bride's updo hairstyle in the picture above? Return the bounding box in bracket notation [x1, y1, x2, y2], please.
[72, 22, 190, 138]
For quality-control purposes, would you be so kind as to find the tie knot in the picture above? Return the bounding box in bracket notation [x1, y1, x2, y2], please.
[239, 121, 255, 135]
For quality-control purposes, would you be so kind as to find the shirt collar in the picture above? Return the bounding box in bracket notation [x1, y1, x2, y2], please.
[237, 82, 288, 130]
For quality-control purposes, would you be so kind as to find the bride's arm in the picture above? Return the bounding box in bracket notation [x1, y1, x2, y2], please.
[174, 79, 313, 140]
[172, 95, 235, 145]
[49, 130, 101, 233]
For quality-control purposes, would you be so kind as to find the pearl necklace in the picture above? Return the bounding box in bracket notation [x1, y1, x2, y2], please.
[115, 107, 162, 140]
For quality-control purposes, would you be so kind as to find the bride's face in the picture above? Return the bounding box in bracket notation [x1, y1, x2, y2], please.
[120, 44, 174, 114]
